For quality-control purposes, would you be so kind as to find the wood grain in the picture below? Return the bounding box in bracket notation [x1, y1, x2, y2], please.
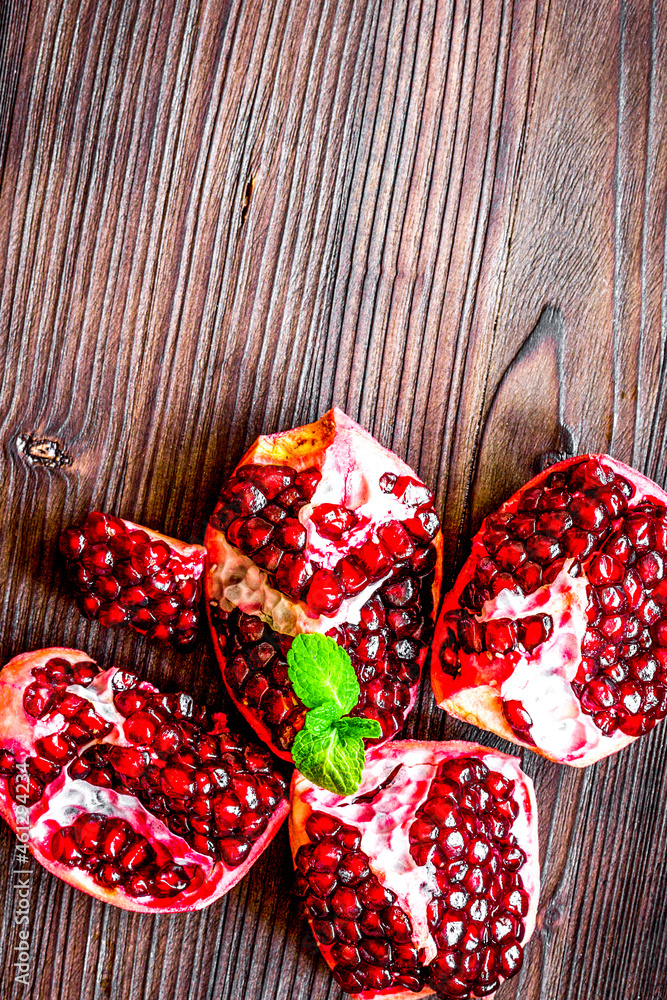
[0, 0, 666, 997]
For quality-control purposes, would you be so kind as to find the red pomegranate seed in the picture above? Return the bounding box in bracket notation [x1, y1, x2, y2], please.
[60, 527, 87, 559]
[305, 570, 344, 615]
[241, 517, 274, 551]
[392, 476, 433, 507]
[353, 539, 394, 580]
[274, 553, 311, 598]
[485, 620, 518, 655]
[35, 733, 75, 763]
[517, 614, 552, 652]
[404, 509, 440, 543]
[294, 469, 321, 499]
[273, 517, 307, 551]
[82, 544, 115, 576]
[152, 865, 191, 897]
[311, 503, 359, 540]
[503, 700, 533, 735]
[335, 557, 368, 596]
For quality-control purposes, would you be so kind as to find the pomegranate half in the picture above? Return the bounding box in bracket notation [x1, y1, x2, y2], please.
[290, 740, 539, 999]
[205, 408, 443, 760]
[0, 648, 289, 911]
[432, 454, 667, 766]
[60, 512, 205, 648]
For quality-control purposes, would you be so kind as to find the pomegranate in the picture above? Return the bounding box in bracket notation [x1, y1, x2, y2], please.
[290, 740, 539, 998]
[60, 512, 205, 648]
[0, 648, 289, 911]
[205, 408, 443, 760]
[432, 454, 667, 766]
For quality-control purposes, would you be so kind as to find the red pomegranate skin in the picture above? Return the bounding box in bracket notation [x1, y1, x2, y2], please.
[432, 454, 667, 767]
[0, 648, 289, 912]
[205, 408, 443, 761]
[290, 740, 540, 1000]
[59, 512, 205, 649]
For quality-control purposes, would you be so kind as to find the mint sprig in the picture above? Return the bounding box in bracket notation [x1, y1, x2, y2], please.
[287, 633, 381, 796]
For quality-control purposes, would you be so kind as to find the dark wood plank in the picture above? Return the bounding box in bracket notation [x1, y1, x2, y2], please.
[0, 0, 666, 997]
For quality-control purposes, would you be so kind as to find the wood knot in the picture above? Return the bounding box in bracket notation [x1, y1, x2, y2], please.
[17, 434, 72, 468]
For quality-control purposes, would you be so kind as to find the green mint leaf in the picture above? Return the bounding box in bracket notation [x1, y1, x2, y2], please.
[292, 726, 365, 797]
[334, 717, 383, 740]
[303, 703, 340, 733]
[287, 633, 359, 716]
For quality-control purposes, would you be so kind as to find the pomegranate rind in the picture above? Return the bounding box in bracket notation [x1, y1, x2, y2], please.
[0, 649, 289, 912]
[431, 454, 667, 767]
[290, 739, 540, 1000]
[205, 408, 443, 761]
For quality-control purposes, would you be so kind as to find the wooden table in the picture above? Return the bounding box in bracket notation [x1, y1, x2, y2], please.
[1, 1, 666, 997]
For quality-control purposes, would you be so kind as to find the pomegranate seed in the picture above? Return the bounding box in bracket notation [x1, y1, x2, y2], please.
[353, 539, 394, 580]
[525, 534, 562, 565]
[35, 733, 75, 763]
[108, 746, 149, 778]
[626, 512, 655, 552]
[294, 468, 321, 499]
[518, 614, 552, 651]
[124, 712, 159, 744]
[336, 556, 368, 596]
[9, 772, 44, 803]
[98, 603, 130, 627]
[311, 503, 359, 540]
[274, 553, 311, 598]
[114, 677, 145, 703]
[503, 700, 533, 735]
[384, 576, 417, 608]
[126, 874, 153, 897]
[0, 748, 16, 775]
[582, 676, 619, 711]
[405, 509, 439, 542]
[377, 521, 415, 559]
[494, 540, 527, 572]
[119, 839, 155, 872]
[485, 620, 518, 654]
[79, 593, 102, 618]
[71, 813, 106, 854]
[331, 886, 363, 919]
[152, 865, 191, 896]
[81, 544, 115, 575]
[99, 819, 134, 859]
[60, 527, 87, 559]
[306, 570, 344, 615]
[272, 516, 307, 551]
[392, 476, 433, 507]
[23, 683, 54, 718]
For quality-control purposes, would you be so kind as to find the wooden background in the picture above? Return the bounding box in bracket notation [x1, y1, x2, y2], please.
[0, 0, 666, 997]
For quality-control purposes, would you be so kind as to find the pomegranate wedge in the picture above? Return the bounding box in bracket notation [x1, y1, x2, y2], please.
[60, 512, 205, 648]
[432, 454, 667, 766]
[0, 649, 289, 911]
[290, 740, 539, 999]
[205, 408, 443, 760]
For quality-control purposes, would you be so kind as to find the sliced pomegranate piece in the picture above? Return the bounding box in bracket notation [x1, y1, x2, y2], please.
[290, 740, 539, 998]
[0, 648, 289, 911]
[60, 512, 205, 648]
[206, 408, 442, 760]
[432, 454, 667, 766]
